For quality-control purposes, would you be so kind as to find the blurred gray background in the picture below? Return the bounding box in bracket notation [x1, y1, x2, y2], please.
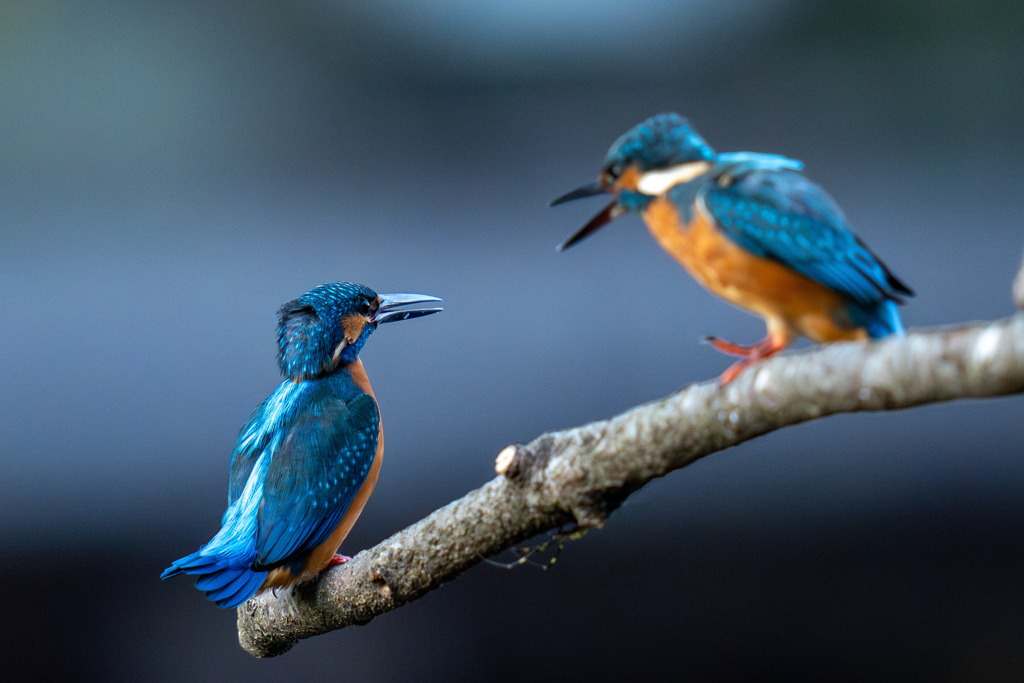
[2, 0, 1023, 680]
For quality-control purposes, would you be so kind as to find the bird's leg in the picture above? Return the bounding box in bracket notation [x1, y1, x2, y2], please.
[704, 334, 789, 384]
[703, 336, 768, 357]
[327, 554, 352, 567]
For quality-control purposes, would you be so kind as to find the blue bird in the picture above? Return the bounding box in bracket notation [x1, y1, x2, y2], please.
[162, 282, 441, 608]
[551, 113, 913, 383]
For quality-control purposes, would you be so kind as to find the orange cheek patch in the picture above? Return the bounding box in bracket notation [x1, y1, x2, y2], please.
[341, 314, 367, 344]
[616, 165, 642, 192]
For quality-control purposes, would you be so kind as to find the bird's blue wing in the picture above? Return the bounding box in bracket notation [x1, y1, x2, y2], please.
[711, 152, 804, 183]
[699, 167, 912, 306]
[228, 380, 306, 508]
[228, 405, 271, 508]
[253, 389, 380, 567]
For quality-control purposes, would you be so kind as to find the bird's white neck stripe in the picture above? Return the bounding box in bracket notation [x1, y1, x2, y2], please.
[636, 161, 711, 195]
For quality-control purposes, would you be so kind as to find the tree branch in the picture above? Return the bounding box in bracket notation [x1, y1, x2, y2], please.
[239, 259, 1024, 658]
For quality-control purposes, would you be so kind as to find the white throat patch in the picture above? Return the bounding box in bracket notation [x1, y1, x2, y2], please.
[636, 161, 711, 196]
[331, 339, 349, 366]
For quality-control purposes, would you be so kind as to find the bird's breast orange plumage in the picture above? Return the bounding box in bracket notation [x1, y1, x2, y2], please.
[643, 195, 867, 347]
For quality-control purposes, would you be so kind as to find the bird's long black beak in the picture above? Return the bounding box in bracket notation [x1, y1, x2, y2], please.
[555, 200, 626, 252]
[374, 293, 443, 324]
[549, 180, 608, 207]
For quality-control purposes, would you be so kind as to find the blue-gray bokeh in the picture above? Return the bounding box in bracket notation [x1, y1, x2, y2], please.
[2, 0, 1022, 680]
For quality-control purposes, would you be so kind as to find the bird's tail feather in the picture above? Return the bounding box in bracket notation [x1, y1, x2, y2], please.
[162, 551, 268, 609]
[850, 300, 905, 338]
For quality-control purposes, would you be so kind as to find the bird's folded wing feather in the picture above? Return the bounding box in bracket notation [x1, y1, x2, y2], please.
[253, 391, 380, 567]
[701, 168, 911, 305]
[227, 381, 306, 508]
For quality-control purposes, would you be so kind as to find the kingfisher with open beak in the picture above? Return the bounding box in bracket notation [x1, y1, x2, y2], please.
[162, 282, 441, 608]
[552, 113, 913, 383]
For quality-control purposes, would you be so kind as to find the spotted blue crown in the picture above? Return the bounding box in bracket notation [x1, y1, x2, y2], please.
[604, 112, 715, 174]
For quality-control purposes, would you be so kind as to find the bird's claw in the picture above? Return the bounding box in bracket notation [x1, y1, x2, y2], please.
[327, 554, 352, 567]
[705, 335, 787, 384]
[704, 336, 762, 357]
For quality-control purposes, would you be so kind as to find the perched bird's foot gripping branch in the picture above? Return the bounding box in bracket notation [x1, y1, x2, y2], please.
[703, 335, 789, 384]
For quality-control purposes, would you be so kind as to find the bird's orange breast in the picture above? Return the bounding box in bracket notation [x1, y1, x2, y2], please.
[642, 195, 866, 344]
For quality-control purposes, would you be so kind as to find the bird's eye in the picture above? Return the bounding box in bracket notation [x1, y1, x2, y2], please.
[359, 300, 372, 316]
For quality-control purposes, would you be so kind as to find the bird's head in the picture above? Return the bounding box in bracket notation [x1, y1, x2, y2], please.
[551, 112, 715, 250]
[276, 282, 442, 381]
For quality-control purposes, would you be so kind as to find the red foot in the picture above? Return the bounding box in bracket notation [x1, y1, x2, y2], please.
[703, 336, 765, 357]
[704, 335, 787, 384]
[327, 554, 352, 567]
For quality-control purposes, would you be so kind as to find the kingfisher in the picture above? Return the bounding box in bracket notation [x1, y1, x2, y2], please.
[162, 282, 441, 608]
[551, 113, 913, 383]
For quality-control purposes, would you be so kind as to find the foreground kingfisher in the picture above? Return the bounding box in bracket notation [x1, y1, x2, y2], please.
[551, 113, 913, 383]
[162, 282, 441, 608]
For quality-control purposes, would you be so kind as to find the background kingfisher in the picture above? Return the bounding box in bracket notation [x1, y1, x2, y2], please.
[162, 282, 441, 608]
[551, 112, 913, 383]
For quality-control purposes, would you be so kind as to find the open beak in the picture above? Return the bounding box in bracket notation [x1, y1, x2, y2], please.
[555, 200, 626, 252]
[549, 180, 607, 207]
[550, 179, 626, 252]
[373, 293, 443, 324]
